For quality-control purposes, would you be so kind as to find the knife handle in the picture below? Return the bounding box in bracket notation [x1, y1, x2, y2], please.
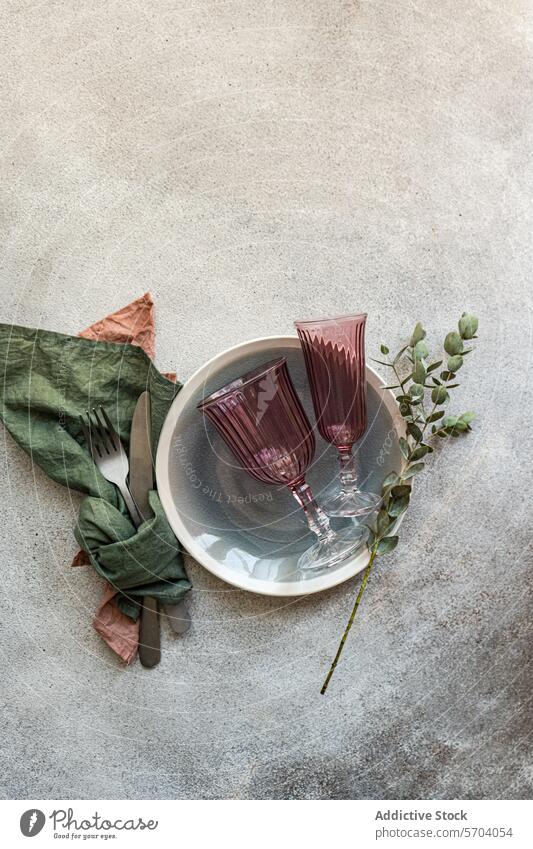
[138, 596, 161, 668]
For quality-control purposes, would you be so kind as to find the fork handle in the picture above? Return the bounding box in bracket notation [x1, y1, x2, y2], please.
[119, 484, 143, 528]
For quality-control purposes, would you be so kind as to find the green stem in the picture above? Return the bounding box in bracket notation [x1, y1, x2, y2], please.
[415, 401, 436, 445]
[321, 547, 378, 694]
[392, 363, 407, 394]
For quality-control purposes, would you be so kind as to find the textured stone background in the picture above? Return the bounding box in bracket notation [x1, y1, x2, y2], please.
[0, 0, 531, 799]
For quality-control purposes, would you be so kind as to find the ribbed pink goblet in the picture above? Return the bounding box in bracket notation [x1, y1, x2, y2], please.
[295, 314, 380, 517]
[197, 357, 365, 571]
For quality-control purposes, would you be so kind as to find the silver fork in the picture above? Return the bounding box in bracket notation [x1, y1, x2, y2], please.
[79, 407, 142, 526]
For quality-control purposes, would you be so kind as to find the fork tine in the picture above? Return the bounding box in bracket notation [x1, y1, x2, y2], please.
[91, 407, 112, 455]
[99, 406, 118, 450]
[79, 414, 97, 459]
[81, 411, 103, 458]
[89, 411, 105, 457]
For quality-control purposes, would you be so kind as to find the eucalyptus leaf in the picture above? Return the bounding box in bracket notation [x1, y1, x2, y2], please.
[427, 360, 443, 373]
[427, 410, 444, 422]
[391, 484, 411, 497]
[393, 345, 409, 364]
[431, 385, 449, 405]
[402, 463, 425, 479]
[458, 313, 478, 340]
[410, 322, 426, 346]
[412, 360, 426, 384]
[410, 444, 431, 461]
[399, 437, 410, 459]
[376, 536, 399, 555]
[388, 495, 410, 517]
[380, 344, 389, 355]
[442, 415, 458, 428]
[444, 331, 463, 356]
[377, 509, 394, 536]
[459, 411, 475, 424]
[409, 383, 425, 398]
[413, 339, 429, 360]
[382, 472, 400, 488]
[447, 355, 463, 372]
[407, 422, 422, 441]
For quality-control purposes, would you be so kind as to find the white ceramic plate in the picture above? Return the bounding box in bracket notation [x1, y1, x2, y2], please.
[156, 336, 404, 596]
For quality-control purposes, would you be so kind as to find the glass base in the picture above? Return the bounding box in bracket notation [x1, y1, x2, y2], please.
[297, 524, 368, 572]
[320, 480, 381, 518]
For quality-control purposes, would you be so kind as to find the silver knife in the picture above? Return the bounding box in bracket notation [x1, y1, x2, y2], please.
[129, 391, 191, 643]
[129, 391, 161, 667]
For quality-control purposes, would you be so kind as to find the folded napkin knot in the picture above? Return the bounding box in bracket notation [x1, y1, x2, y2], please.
[75, 490, 191, 620]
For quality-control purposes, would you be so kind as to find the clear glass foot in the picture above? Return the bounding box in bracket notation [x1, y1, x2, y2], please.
[320, 445, 382, 517]
[297, 523, 368, 572]
[321, 479, 381, 518]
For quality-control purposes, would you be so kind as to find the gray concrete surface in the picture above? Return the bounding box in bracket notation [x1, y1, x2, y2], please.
[0, 0, 531, 799]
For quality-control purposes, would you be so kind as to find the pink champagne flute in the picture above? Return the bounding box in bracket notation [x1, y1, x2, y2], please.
[197, 357, 366, 571]
[295, 313, 380, 517]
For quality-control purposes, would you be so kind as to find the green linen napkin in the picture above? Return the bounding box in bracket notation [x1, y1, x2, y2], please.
[0, 323, 190, 617]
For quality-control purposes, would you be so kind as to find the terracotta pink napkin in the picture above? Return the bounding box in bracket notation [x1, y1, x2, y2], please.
[72, 292, 176, 663]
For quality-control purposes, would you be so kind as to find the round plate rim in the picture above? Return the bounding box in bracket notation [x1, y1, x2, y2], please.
[156, 335, 405, 597]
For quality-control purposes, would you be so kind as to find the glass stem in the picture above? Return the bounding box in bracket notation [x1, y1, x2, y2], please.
[337, 445, 359, 491]
[290, 479, 336, 543]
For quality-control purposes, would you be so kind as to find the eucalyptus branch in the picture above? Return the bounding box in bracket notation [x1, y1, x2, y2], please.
[321, 312, 479, 694]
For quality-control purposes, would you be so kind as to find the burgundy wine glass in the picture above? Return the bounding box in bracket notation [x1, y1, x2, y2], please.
[197, 357, 366, 571]
[295, 313, 380, 517]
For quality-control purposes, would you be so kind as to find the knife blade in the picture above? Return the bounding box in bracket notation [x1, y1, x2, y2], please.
[129, 390, 155, 519]
[129, 391, 160, 668]
[129, 391, 191, 638]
